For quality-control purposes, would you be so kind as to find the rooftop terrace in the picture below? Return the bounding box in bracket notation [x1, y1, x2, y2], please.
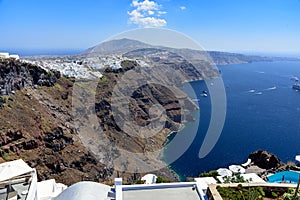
[123, 186, 201, 200]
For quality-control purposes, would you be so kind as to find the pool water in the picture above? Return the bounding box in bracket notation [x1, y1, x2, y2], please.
[268, 171, 300, 184]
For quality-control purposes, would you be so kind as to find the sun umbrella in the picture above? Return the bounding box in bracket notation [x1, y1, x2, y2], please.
[217, 168, 233, 176]
[229, 165, 246, 174]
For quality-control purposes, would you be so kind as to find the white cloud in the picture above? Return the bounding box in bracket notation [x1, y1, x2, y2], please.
[132, 0, 159, 11]
[180, 6, 186, 10]
[157, 11, 167, 16]
[148, 10, 155, 15]
[128, 0, 167, 28]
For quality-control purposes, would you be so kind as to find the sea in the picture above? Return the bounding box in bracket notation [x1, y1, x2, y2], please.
[163, 61, 300, 180]
[3, 49, 83, 57]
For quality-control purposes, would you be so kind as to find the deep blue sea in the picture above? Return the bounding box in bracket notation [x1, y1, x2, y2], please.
[2, 49, 83, 56]
[163, 61, 300, 180]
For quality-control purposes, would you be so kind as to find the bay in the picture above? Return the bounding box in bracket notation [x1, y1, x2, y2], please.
[163, 61, 300, 180]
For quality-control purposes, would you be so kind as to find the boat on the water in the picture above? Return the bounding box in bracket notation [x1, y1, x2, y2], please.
[292, 83, 300, 90]
[201, 90, 208, 97]
[291, 76, 299, 82]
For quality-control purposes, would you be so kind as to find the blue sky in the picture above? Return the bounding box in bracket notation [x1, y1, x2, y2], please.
[0, 0, 300, 55]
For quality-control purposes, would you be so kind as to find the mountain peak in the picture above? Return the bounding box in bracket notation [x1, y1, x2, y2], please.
[85, 38, 152, 56]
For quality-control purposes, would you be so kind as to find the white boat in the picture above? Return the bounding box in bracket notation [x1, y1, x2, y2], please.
[291, 76, 299, 82]
[293, 83, 300, 90]
[201, 90, 208, 97]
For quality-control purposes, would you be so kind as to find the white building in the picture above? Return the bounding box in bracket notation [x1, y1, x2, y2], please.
[0, 159, 271, 200]
[0, 52, 20, 59]
[0, 52, 9, 58]
[113, 178, 205, 200]
[10, 54, 20, 60]
[0, 159, 67, 200]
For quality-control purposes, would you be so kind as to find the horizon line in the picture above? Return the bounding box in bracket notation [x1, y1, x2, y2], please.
[1, 47, 300, 58]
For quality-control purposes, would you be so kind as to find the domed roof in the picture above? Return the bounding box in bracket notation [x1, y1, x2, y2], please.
[54, 181, 114, 200]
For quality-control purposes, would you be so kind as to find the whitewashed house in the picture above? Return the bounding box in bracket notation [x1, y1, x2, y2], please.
[0, 52, 20, 59]
[0, 52, 9, 58]
[10, 54, 20, 60]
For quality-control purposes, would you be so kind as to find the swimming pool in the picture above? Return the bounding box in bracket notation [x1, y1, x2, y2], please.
[267, 171, 300, 184]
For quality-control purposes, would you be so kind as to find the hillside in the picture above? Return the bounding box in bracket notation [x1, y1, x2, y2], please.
[85, 38, 300, 65]
[0, 58, 115, 185]
[85, 38, 152, 56]
[0, 58, 199, 185]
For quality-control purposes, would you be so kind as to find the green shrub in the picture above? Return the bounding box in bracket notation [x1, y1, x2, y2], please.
[282, 188, 300, 200]
[217, 186, 265, 200]
[223, 174, 248, 183]
[271, 191, 278, 198]
[156, 176, 171, 183]
[130, 180, 145, 185]
[199, 170, 219, 178]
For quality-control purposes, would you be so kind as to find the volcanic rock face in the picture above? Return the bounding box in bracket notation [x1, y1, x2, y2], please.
[0, 58, 115, 185]
[249, 150, 283, 169]
[73, 59, 199, 181]
[0, 58, 60, 96]
[44, 127, 74, 152]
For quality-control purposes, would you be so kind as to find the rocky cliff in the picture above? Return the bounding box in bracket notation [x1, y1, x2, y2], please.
[249, 150, 283, 169]
[0, 58, 60, 96]
[0, 58, 113, 185]
[71, 59, 199, 182]
[0, 57, 200, 185]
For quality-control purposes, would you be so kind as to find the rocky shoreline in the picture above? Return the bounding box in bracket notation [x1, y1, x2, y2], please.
[246, 150, 300, 181]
